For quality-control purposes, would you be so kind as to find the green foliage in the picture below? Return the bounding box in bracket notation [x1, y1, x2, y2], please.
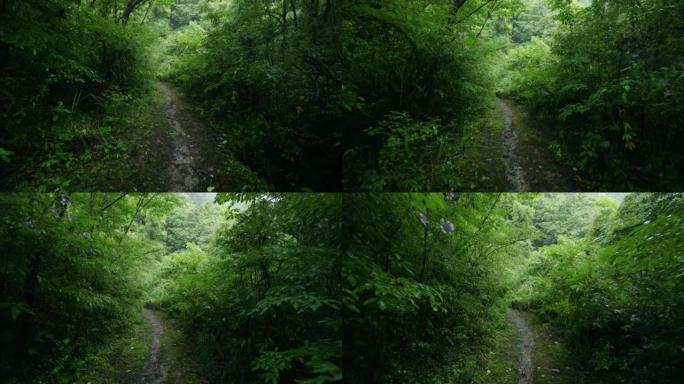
[0, 193, 177, 383]
[515, 193, 684, 383]
[351, 112, 457, 190]
[530, 193, 616, 246]
[339, 192, 681, 383]
[0, 193, 343, 383]
[343, 193, 534, 383]
[342, 0, 507, 189]
[155, 21, 207, 79]
[0, 0, 164, 189]
[508, 0, 557, 43]
[154, 193, 342, 383]
[509, 0, 684, 188]
[10, 84, 172, 190]
[2, 192, 682, 384]
[501, 37, 555, 101]
[163, 1, 342, 190]
[164, 199, 224, 252]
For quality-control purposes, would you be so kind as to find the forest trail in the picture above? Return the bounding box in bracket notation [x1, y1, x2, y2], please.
[496, 98, 528, 191]
[140, 309, 167, 384]
[494, 98, 579, 191]
[158, 81, 211, 191]
[508, 309, 535, 384]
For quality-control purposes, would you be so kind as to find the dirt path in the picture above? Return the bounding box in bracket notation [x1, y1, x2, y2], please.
[496, 98, 528, 191]
[158, 82, 207, 191]
[140, 309, 167, 384]
[494, 97, 581, 191]
[508, 308, 535, 384]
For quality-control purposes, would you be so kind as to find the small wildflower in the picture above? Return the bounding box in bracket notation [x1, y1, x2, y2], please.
[440, 218, 455, 234]
[418, 212, 428, 227]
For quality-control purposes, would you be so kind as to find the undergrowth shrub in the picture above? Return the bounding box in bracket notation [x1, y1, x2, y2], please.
[343, 193, 519, 383]
[0, 0, 154, 189]
[153, 194, 342, 383]
[347, 112, 457, 191]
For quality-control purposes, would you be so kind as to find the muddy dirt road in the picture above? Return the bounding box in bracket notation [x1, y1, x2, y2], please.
[158, 82, 204, 191]
[508, 308, 535, 384]
[140, 309, 167, 384]
[496, 98, 528, 191]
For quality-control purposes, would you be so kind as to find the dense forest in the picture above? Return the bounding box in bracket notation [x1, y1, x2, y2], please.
[2, 192, 681, 383]
[0, 0, 340, 191]
[0, 193, 341, 383]
[2, 0, 682, 191]
[343, 192, 683, 383]
[342, 0, 684, 191]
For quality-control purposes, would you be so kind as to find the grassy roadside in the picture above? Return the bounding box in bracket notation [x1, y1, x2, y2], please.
[518, 311, 582, 384]
[454, 98, 584, 192]
[159, 81, 266, 191]
[6, 82, 172, 191]
[61, 311, 154, 383]
[87, 82, 172, 191]
[475, 314, 518, 384]
[519, 311, 609, 384]
[101, 85, 173, 191]
[83, 309, 205, 384]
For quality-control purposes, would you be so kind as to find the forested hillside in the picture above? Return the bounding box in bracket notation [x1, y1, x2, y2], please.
[1, 192, 681, 383]
[341, 0, 684, 191]
[0, 1, 340, 191]
[343, 193, 683, 383]
[0, 193, 341, 383]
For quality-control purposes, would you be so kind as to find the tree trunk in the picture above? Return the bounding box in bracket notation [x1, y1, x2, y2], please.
[121, 0, 145, 25]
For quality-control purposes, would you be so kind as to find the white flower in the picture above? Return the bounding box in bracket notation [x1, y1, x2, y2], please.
[440, 218, 455, 234]
[418, 212, 428, 227]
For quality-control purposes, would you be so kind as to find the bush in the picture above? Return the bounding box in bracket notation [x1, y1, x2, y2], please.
[341, 1, 501, 189]
[346, 112, 457, 190]
[0, 1, 154, 187]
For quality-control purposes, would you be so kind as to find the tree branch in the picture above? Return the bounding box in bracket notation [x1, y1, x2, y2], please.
[101, 193, 128, 212]
[453, 0, 497, 25]
[476, 0, 500, 38]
